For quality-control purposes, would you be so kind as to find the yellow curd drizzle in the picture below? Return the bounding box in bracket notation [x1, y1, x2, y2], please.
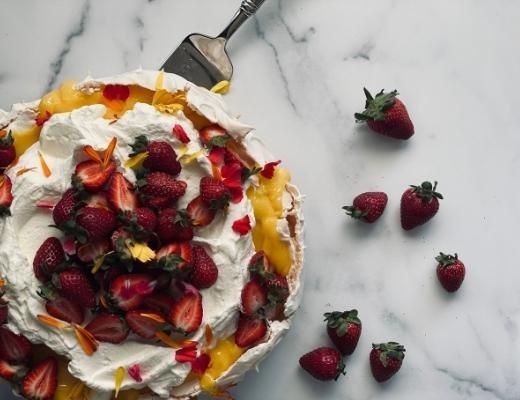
[12, 125, 41, 156]
[200, 337, 245, 393]
[246, 168, 292, 276]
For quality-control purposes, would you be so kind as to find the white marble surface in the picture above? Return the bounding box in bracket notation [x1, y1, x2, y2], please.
[1, 1, 520, 399]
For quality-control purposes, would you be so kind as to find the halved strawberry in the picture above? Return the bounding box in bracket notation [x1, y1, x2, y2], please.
[241, 280, 268, 317]
[33, 237, 66, 282]
[109, 274, 157, 311]
[0, 327, 32, 362]
[22, 357, 57, 400]
[0, 359, 27, 381]
[108, 172, 138, 212]
[77, 239, 111, 264]
[143, 293, 176, 316]
[169, 292, 203, 334]
[0, 175, 14, 217]
[156, 242, 192, 275]
[126, 310, 164, 339]
[186, 196, 216, 227]
[235, 314, 268, 348]
[85, 314, 129, 344]
[199, 124, 230, 148]
[85, 192, 110, 209]
[45, 295, 84, 325]
[74, 160, 116, 193]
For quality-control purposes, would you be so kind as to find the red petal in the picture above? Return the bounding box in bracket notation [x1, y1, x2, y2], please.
[103, 84, 130, 101]
[232, 216, 251, 236]
[36, 198, 57, 209]
[260, 160, 281, 179]
[208, 147, 226, 166]
[228, 187, 244, 204]
[173, 124, 190, 144]
[221, 162, 242, 181]
[35, 111, 52, 127]
[191, 353, 211, 375]
[175, 346, 198, 363]
[128, 364, 143, 383]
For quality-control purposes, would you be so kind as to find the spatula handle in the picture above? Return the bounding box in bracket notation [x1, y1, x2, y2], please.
[218, 0, 267, 40]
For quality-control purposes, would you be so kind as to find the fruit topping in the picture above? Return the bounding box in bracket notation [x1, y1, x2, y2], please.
[33, 237, 65, 282]
[186, 196, 216, 227]
[156, 208, 194, 243]
[0, 327, 32, 362]
[169, 291, 203, 335]
[0, 131, 16, 170]
[126, 310, 165, 339]
[108, 274, 157, 312]
[85, 314, 129, 344]
[299, 347, 346, 381]
[235, 314, 267, 348]
[200, 176, 230, 209]
[189, 245, 218, 289]
[22, 357, 58, 400]
[0, 175, 13, 217]
[56, 268, 97, 308]
[108, 172, 138, 212]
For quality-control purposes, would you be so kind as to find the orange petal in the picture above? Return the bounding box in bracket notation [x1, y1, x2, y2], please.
[211, 164, 222, 180]
[0, 278, 5, 288]
[74, 324, 98, 356]
[16, 166, 36, 176]
[37, 314, 70, 329]
[38, 151, 52, 177]
[139, 313, 166, 324]
[82, 145, 103, 164]
[114, 366, 125, 398]
[204, 325, 214, 346]
[103, 137, 117, 168]
[155, 331, 183, 349]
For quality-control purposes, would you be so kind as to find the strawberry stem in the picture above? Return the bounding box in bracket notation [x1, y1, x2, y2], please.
[410, 181, 443, 202]
[342, 205, 368, 220]
[354, 88, 398, 122]
[435, 252, 459, 268]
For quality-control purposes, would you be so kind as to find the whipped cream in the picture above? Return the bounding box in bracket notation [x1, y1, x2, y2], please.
[0, 70, 304, 399]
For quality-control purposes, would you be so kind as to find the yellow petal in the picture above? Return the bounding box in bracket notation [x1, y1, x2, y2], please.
[114, 366, 126, 398]
[176, 144, 189, 161]
[91, 254, 107, 274]
[210, 80, 231, 94]
[155, 71, 165, 91]
[181, 150, 203, 165]
[38, 151, 52, 177]
[127, 242, 156, 263]
[155, 331, 183, 349]
[154, 103, 184, 114]
[124, 152, 149, 169]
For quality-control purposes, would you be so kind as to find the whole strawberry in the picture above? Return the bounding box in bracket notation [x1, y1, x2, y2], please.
[130, 136, 181, 176]
[343, 192, 387, 223]
[57, 269, 97, 308]
[52, 189, 77, 227]
[401, 181, 443, 230]
[370, 342, 406, 382]
[200, 176, 230, 209]
[355, 89, 414, 140]
[436, 252, 465, 292]
[0, 131, 16, 169]
[324, 310, 362, 355]
[76, 206, 117, 242]
[299, 347, 346, 381]
[139, 172, 187, 203]
[33, 237, 66, 282]
[156, 208, 194, 242]
[189, 245, 218, 289]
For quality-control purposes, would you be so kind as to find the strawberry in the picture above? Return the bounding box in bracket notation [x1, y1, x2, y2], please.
[22, 357, 58, 400]
[135, 207, 158, 233]
[324, 310, 362, 355]
[144, 195, 172, 210]
[248, 251, 271, 278]
[235, 314, 267, 348]
[186, 196, 216, 227]
[355, 89, 414, 140]
[85, 192, 110, 209]
[144, 141, 182, 176]
[0, 359, 27, 381]
[57, 269, 97, 308]
[0, 327, 32, 362]
[52, 189, 77, 227]
[299, 347, 346, 381]
[241, 280, 268, 317]
[45, 295, 84, 325]
[109, 274, 157, 311]
[156, 208, 193, 243]
[169, 292, 203, 334]
[76, 207, 116, 241]
[0, 131, 16, 169]
[139, 172, 187, 202]
[74, 159, 116, 192]
[265, 274, 289, 304]
[200, 177, 230, 209]
[370, 342, 406, 382]
[77, 239, 111, 264]
[189, 245, 218, 289]
[0, 175, 13, 217]
[156, 242, 192, 274]
[143, 293, 176, 316]
[400, 181, 443, 230]
[343, 192, 388, 223]
[199, 124, 230, 148]
[108, 172, 138, 212]
[33, 237, 65, 282]
[85, 314, 129, 344]
[436, 252, 466, 292]
[126, 309, 164, 339]
[0, 299, 8, 324]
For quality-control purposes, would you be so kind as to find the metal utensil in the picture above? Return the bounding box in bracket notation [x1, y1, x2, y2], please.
[161, 0, 267, 88]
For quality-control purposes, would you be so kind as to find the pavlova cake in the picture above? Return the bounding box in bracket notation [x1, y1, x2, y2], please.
[0, 70, 304, 399]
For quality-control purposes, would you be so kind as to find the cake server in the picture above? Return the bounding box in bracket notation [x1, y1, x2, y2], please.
[161, 0, 267, 89]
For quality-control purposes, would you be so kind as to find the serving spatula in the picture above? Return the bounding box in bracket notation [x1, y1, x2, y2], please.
[161, 0, 267, 89]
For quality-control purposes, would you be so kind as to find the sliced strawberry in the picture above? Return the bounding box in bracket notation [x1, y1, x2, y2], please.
[0, 359, 26, 381]
[126, 310, 164, 339]
[235, 314, 268, 348]
[57, 269, 97, 309]
[74, 160, 116, 193]
[169, 292, 203, 334]
[109, 274, 157, 311]
[186, 196, 216, 227]
[22, 357, 57, 400]
[199, 124, 230, 148]
[0, 175, 14, 217]
[143, 293, 176, 316]
[241, 280, 268, 317]
[33, 237, 66, 282]
[108, 172, 138, 212]
[45, 295, 84, 325]
[85, 192, 110, 209]
[85, 314, 129, 344]
[0, 327, 32, 362]
[77, 239, 110, 264]
[156, 242, 192, 275]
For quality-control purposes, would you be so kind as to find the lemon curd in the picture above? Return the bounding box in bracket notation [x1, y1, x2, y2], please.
[247, 168, 292, 276]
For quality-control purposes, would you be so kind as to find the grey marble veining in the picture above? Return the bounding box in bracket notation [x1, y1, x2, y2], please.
[1, 1, 520, 399]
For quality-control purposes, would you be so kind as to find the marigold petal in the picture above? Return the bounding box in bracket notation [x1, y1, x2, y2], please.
[124, 152, 148, 169]
[155, 331, 182, 349]
[16, 167, 36, 176]
[210, 80, 231, 94]
[204, 325, 214, 346]
[139, 312, 166, 324]
[260, 160, 281, 179]
[38, 151, 52, 177]
[37, 314, 70, 329]
[103, 137, 118, 167]
[232, 215, 251, 236]
[74, 324, 98, 356]
[82, 145, 103, 163]
[114, 366, 126, 398]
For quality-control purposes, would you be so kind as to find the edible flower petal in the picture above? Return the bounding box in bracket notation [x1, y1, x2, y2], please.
[191, 353, 211, 375]
[114, 366, 126, 398]
[102, 85, 130, 102]
[127, 242, 156, 263]
[260, 160, 281, 179]
[74, 324, 98, 356]
[210, 80, 231, 94]
[155, 331, 185, 349]
[222, 162, 244, 203]
[36, 198, 56, 209]
[204, 325, 214, 346]
[208, 147, 226, 166]
[173, 124, 190, 144]
[139, 312, 166, 324]
[35, 111, 52, 127]
[91, 254, 107, 274]
[38, 151, 51, 177]
[128, 364, 143, 383]
[124, 152, 148, 169]
[37, 314, 70, 329]
[175, 343, 198, 363]
[232, 215, 251, 236]
[16, 167, 36, 176]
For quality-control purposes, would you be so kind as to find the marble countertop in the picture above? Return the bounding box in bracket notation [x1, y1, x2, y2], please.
[1, 1, 519, 399]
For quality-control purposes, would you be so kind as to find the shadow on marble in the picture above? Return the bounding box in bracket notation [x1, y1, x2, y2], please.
[353, 125, 411, 153]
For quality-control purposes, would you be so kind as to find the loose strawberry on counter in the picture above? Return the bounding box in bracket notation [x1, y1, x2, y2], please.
[370, 342, 406, 383]
[343, 192, 388, 223]
[401, 181, 443, 230]
[324, 310, 362, 356]
[299, 347, 346, 381]
[436, 252, 466, 292]
[355, 88, 414, 140]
